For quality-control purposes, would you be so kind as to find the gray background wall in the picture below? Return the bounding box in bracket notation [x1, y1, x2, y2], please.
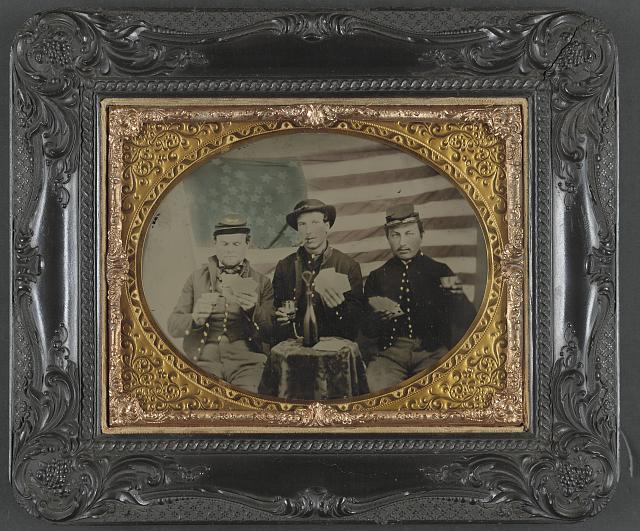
[2, 1, 637, 529]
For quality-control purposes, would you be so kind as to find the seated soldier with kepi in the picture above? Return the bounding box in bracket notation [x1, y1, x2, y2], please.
[167, 214, 273, 393]
[363, 204, 477, 393]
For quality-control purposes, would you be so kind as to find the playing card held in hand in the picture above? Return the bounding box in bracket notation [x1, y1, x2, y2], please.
[368, 296, 404, 317]
[314, 268, 351, 294]
[220, 274, 258, 296]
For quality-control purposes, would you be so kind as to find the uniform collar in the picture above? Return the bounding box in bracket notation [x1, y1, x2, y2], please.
[210, 256, 250, 277]
[390, 250, 423, 269]
[298, 242, 332, 267]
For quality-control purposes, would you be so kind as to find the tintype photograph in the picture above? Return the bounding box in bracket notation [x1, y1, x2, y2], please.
[143, 132, 486, 400]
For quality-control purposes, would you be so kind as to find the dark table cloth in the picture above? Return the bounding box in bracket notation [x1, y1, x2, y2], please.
[258, 338, 369, 400]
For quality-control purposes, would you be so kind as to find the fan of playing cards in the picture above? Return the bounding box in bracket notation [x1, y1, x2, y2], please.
[313, 268, 351, 295]
[219, 274, 258, 300]
[368, 296, 404, 317]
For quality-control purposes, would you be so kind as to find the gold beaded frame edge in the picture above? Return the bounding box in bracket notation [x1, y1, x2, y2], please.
[99, 97, 528, 434]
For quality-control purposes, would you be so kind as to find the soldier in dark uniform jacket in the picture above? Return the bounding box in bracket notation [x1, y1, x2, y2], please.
[271, 199, 364, 342]
[167, 215, 273, 393]
[363, 204, 477, 392]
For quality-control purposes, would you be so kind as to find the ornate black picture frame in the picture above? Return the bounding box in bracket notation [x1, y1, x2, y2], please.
[10, 8, 618, 523]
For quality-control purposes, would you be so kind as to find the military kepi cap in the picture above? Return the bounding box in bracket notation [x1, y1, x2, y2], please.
[385, 204, 421, 228]
[286, 199, 337, 230]
[213, 213, 251, 237]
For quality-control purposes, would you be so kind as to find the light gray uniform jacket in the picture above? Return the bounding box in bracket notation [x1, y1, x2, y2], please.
[167, 257, 274, 357]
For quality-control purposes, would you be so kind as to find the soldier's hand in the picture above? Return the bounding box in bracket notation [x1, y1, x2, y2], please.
[317, 286, 345, 308]
[374, 309, 396, 321]
[275, 307, 292, 324]
[441, 275, 464, 294]
[192, 296, 214, 326]
[234, 291, 258, 312]
[192, 312, 210, 326]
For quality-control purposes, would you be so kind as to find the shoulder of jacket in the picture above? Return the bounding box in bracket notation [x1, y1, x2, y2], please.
[330, 247, 357, 264]
[380, 256, 399, 272]
[366, 267, 381, 283]
[193, 263, 210, 279]
[418, 254, 452, 275]
[247, 265, 269, 284]
[276, 252, 298, 267]
[367, 259, 391, 279]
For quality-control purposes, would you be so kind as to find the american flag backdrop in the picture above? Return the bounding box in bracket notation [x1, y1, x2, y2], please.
[143, 133, 485, 341]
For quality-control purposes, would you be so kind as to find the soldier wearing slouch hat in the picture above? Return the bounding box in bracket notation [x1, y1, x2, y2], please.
[271, 199, 365, 343]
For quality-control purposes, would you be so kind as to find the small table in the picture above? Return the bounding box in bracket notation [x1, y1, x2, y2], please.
[258, 338, 369, 400]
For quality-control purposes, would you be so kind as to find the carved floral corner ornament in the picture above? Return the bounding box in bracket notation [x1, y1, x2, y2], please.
[10, 8, 617, 524]
[102, 99, 527, 432]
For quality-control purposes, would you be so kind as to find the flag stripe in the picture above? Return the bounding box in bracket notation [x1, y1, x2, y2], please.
[328, 216, 479, 244]
[330, 200, 473, 233]
[306, 166, 441, 191]
[309, 176, 452, 206]
[334, 187, 464, 216]
[335, 230, 478, 254]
